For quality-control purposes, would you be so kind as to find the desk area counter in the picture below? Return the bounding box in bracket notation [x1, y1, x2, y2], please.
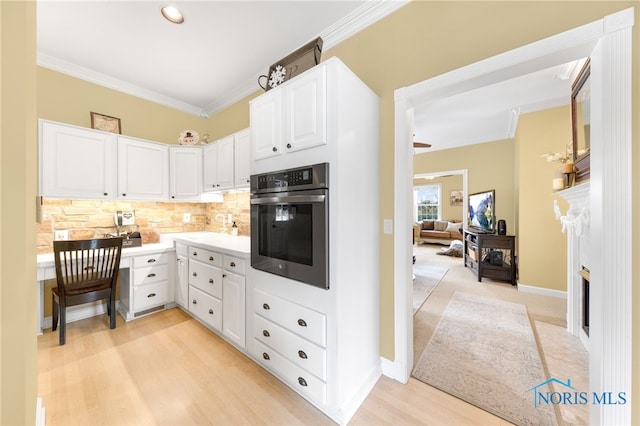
[36, 233, 250, 334]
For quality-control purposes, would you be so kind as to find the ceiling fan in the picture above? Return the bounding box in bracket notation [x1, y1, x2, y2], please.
[413, 134, 431, 148]
[413, 141, 432, 148]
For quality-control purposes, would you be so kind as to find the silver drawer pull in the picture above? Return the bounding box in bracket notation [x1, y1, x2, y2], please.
[192, 272, 197, 276]
[147, 293, 156, 298]
[229, 261, 236, 268]
[147, 258, 156, 263]
[147, 273, 156, 278]
[209, 256, 214, 261]
[298, 377, 308, 387]
[297, 319, 307, 327]
[193, 251, 197, 256]
[209, 279, 214, 284]
[209, 309, 214, 315]
[298, 350, 307, 359]
[192, 299, 197, 305]
[262, 330, 270, 337]
[263, 303, 270, 310]
[262, 352, 270, 360]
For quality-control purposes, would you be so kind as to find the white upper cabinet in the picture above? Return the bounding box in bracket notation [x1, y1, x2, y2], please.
[250, 90, 282, 160]
[250, 65, 326, 161]
[203, 129, 250, 191]
[203, 135, 234, 192]
[284, 66, 326, 152]
[169, 146, 202, 200]
[39, 119, 117, 199]
[117, 136, 169, 200]
[233, 128, 251, 188]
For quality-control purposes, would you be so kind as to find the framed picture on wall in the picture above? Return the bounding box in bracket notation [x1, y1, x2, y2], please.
[450, 190, 463, 206]
[90, 112, 121, 134]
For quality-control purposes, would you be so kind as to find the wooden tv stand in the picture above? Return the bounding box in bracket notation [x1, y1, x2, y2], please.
[463, 229, 516, 286]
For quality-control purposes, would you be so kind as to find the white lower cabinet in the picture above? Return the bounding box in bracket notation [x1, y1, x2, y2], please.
[175, 243, 188, 308]
[119, 251, 172, 320]
[189, 285, 223, 331]
[250, 288, 327, 404]
[185, 245, 246, 349]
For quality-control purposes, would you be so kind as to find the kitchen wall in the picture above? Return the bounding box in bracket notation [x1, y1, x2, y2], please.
[29, 1, 639, 410]
[36, 191, 250, 254]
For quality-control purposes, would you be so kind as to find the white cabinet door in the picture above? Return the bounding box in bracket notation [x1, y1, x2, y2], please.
[117, 136, 169, 200]
[202, 142, 218, 192]
[216, 136, 235, 190]
[233, 128, 251, 188]
[250, 89, 282, 160]
[39, 119, 117, 199]
[223, 271, 245, 348]
[169, 146, 202, 200]
[175, 255, 188, 309]
[203, 135, 234, 191]
[285, 66, 326, 152]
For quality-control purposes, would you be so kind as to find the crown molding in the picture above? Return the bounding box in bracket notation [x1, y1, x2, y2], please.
[37, 52, 208, 117]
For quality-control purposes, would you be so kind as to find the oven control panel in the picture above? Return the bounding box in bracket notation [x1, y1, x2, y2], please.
[252, 162, 328, 193]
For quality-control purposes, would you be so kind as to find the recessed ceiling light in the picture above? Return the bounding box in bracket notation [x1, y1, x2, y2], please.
[161, 5, 184, 24]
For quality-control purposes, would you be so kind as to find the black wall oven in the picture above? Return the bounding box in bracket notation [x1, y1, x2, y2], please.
[250, 163, 329, 289]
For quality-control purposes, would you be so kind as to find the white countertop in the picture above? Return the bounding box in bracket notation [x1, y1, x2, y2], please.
[37, 232, 250, 270]
[161, 232, 250, 257]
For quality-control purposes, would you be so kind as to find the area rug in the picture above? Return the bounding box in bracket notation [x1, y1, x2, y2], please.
[413, 264, 448, 314]
[412, 292, 557, 426]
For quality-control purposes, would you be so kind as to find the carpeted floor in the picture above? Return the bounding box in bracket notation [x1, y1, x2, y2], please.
[413, 291, 557, 426]
[412, 258, 448, 314]
[412, 244, 587, 425]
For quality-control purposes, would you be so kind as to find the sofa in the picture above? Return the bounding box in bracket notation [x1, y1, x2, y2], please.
[413, 220, 463, 245]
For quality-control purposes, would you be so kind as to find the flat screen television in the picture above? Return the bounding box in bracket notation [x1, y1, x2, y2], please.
[468, 189, 495, 233]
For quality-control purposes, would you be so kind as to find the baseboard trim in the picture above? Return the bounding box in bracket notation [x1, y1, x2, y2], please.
[36, 397, 46, 426]
[334, 362, 381, 425]
[517, 283, 567, 299]
[380, 356, 396, 378]
[42, 301, 120, 330]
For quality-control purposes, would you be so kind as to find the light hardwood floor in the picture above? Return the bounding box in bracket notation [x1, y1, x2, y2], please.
[38, 307, 510, 425]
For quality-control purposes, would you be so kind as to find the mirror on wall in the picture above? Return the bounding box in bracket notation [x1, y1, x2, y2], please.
[571, 58, 591, 182]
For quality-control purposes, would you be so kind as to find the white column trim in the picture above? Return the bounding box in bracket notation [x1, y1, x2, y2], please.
[392, 8, 634, 425]
[588, 10, 633, 424]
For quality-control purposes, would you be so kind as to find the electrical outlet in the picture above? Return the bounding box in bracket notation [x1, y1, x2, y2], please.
[183, 213, 191, 223]
[54, 230, 69, 241]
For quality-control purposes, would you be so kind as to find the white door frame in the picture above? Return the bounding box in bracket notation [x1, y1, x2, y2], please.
[392, 8, 633, 425]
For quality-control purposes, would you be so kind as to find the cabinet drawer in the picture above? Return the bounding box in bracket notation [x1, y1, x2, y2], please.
[253, 339, 326, 404]
[254, 314, 326, 380]
[254, 289, 326, 347]
[189, 259, 223, 298]
[223, 254, 246, 275]
[133, 281, 169, 311]
[133, 253, 169, 268]
[132, 264, 168, 285]
[189, 247, 222, 267]
[189, 285, 222, 331]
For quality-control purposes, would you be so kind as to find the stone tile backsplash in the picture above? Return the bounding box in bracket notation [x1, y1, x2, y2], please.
[37, 191, 250, 253]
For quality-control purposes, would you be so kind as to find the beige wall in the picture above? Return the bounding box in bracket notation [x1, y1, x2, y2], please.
[414, 140, 516, 231]
[5, 2, 636, 423]
[1, 2, 38, 424]
[516, 106, 571, 292]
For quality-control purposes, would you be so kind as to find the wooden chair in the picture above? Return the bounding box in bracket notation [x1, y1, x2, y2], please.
[52, 238, 123, 345]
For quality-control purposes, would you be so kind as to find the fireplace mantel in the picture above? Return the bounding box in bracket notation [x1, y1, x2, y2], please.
[555, 181, 590, 348]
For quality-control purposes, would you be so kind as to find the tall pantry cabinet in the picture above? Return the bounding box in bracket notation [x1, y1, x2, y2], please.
[248, 57, 380, 425]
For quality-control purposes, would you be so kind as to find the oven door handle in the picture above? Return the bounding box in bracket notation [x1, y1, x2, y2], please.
[251, 194, 326, 205]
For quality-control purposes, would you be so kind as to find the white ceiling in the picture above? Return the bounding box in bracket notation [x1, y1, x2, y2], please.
[37, 0, 407, 117]
[412, 61, 584, 153]
[37, 1, 582, 149]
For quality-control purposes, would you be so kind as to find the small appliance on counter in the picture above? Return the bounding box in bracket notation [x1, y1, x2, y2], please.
[106, 210, 142, 247]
